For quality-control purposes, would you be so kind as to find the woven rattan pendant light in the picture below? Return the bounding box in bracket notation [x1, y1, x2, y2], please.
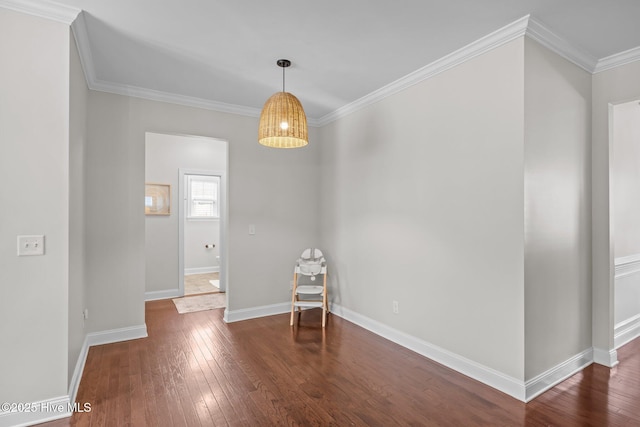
[258, 59, 308, 148]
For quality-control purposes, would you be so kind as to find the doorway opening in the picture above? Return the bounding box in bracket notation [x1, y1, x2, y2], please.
[181, 172, 224, 296]
[144, 132, 228, 306]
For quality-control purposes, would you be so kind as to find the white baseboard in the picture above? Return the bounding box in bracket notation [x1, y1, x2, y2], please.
[224, 302, 291, 323]
[593, 346, 619, 367]
[0, 324, 147, 427]
[86, 324, 148, 347]
[185, 266, 219, 275]
[330, 304, 527, 401]
[615, 314, 640, 349]
[0, 395, 71, 427]
[68, 338, 90, 404]
[524, 348, 593, 401]
[145, 289, 181, 301]
[67, 324, 148, 414]
[331, 304, 605, 403]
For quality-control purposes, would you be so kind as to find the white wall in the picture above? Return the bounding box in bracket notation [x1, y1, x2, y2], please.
[612, 101, 640, 258]
[145, 133, 225, 293]
[612, 100, 640, 345]
[184, 217, 220, 271]
[592, 60, 640, 359]
[0, 7, 69, 404]
[68, 30, 88, 387]
[319, 39, 526, 380]
[86, 91, 321, 327]
[523, 39, 592, 379]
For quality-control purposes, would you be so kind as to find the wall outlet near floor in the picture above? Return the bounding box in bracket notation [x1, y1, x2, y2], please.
[392, 300, 399, 314]
[289, 280, 294, 290]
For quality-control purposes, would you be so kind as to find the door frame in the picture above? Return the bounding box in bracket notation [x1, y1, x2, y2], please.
[179, 168, 228, 296]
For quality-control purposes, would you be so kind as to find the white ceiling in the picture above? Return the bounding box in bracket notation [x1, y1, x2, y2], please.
[10, 0, 640, 120]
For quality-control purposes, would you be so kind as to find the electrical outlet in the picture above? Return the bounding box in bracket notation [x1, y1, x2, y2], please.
[289, 280, 294, 290]
[392, 300, 399, 314]
[83, 309, 89, 320]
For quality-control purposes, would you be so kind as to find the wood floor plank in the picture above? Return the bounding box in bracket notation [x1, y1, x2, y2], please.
[37, 301, 640, 426]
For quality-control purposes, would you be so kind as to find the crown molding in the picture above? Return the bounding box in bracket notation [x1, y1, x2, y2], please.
[594, 45, 640, 74]
[525, 17, 598, 73]
[0, 0, 79, 24]
[70, 12, 97, 87]
[316, 15, 530, 126]
[11, 3, 638, 126]
[89, 78, 265, 118]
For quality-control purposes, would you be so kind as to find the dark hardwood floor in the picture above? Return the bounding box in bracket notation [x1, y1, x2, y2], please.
[39, 300, 640, 426]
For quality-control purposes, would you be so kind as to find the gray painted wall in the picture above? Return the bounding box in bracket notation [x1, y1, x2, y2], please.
[319, 39, 526, 380]
[612, 101, 640, 258]
[5, 4, 640, 412]
[523, 38, 592, 379]
[0, 9, 70, 403]
[86, 91, 321, 327]
[68, 30, 88, 387]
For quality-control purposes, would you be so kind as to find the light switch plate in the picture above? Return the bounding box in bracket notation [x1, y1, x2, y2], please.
[249, 224, 256, 235]
[17, 235, 45, 256]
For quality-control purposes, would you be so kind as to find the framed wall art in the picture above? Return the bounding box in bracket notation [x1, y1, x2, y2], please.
[145, 183, 171, 215]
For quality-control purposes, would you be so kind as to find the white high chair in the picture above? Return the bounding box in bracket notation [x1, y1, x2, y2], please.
[290, 248, 328, 327]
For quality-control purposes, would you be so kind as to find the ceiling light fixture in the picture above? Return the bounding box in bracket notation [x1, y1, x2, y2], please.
[258, 59, 308, 148]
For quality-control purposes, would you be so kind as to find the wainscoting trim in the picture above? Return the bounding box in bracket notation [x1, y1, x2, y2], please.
[614, 254, 640, 279]
[615, 314, 640, 349]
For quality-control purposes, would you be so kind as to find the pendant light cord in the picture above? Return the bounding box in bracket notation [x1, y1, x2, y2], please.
[282, 66, 285, 92]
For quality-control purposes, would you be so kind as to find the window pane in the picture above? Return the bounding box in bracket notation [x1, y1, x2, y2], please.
[191, 181, 216, 200]
[187, 175, 219, 218]
[192, 200, 215, 217]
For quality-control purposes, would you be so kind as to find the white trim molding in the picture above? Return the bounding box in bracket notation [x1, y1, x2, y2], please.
[0, 324, 147, 427]
[185, 266, 219, 275]
[615, 314, 640, 349]
[145, 289, 182, 301]
[65, 325, 148, 424]
[614, 253, 640, 278]
[6, 5, 640, 125]
[317, 15, 530, 126]
[0, 395, 71, 427]
[593, 347, 619, 368]
[224, 302, 291, 324]
[86, 324, 148, 347]
[0, 0, 79, 24]
[330, 304, 527, 401]
[594, 45, 640, 74]
[331, 304, 603, 403]
[525, 18, 597, 72]
[89, 78, 264, 119]
[524, 348, 593, 402]
[68, 339, 90, 404]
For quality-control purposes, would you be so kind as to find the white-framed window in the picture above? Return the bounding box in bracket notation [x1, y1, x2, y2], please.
[187, 175, 219, 219]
